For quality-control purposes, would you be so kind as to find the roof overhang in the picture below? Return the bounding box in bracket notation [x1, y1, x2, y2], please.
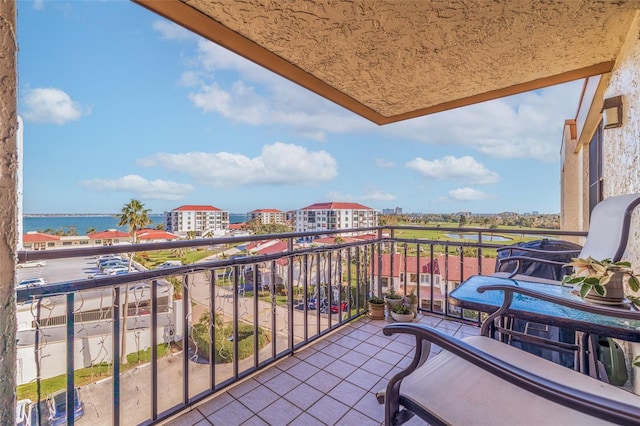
[134, 0, 640, 125]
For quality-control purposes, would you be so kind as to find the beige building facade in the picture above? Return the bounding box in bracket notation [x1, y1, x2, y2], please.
[560, 13, 640, 392]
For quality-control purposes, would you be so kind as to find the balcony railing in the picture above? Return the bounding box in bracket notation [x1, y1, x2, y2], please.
[15, 226, 585, 425]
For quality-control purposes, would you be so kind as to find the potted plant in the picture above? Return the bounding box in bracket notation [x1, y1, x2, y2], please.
[384, 286, 404, 310]
[405, 289, 418, 317]
[390, 304, 414, 322]
[562, 256, 640, 304]
[368, 295, 386, 320]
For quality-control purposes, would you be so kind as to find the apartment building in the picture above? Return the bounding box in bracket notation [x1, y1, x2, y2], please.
[294, 202, 378, 235]
[247, 208, 287, 225]
[164, 205, 229, 237]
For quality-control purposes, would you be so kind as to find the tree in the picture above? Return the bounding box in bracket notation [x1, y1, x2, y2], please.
[115, 199, 152, 364]
[86, 227, 96, 235]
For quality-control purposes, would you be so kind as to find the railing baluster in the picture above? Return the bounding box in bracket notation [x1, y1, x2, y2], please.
[253, 264, 259, 369]
[151, 279, 158, 421]
[112, 287, 120, 426]
[183, 275, 189, 404]
[66, 292, 75, 426]
[210, 268, 217, 390]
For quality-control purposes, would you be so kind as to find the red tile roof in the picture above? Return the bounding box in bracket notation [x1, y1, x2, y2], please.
[301, 202, 373, 210]
[254, 240, 288, 255]
[172, 205, 222, 211]
[252, 209, 283, 213]
[23, 232, 60, 242]
[135, 229, 179, 240]
[371, 254, 496, 282]
[229, 223, 246, 229]
[88, 230, 130, 239]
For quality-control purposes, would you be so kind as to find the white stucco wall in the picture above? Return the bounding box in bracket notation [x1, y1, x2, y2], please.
[601, 12, 640, 393]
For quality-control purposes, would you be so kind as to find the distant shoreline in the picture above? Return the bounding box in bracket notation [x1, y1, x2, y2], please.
[23, 214, 127, 218]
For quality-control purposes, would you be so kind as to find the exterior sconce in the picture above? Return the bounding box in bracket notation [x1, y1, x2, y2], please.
[602, 95, 623, 129]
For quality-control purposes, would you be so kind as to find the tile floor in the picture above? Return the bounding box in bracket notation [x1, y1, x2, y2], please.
[164, 313, 481, 426]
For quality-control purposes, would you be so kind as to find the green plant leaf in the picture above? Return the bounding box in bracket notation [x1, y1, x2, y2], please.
[629, 276, 640, 292]
[593, 284, 606, 296]
[579, 284, 591, 299]
[584, 277, 599, 286]
[598, 275, 611, 286]
[615, 261, 631, 268]
[564, 277, 584, 284]
[633, 355, 640, 368]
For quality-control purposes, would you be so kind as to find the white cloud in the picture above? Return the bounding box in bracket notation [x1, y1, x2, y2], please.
[81, 175, 194, 200]
[375, 159, 395, 168]
[447, 188, 495, 201]
[384, 81, 583, 161]
[158, 21, 582, 160]
[172, 39, 373, 140]
[406, 156, 499, 185]
[138, 142, 338, 187]
[152, 20, 194, 41]
[360, 189, 396, 201]
[22, 88, 87, 124]
[327, 188, 395, 202]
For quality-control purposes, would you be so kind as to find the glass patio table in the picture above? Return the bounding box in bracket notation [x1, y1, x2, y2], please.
[449, 275, 640, 376]
[450, 275, 640, 340]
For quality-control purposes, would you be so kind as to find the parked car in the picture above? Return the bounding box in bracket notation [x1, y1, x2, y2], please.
[330, 300, 349, 313]
[104, 265, 130, 275]
[16, 260, 47, 268]
[16, 387, 84, 426]
[156, 260, 182, 268]
[96, 254, 122, 265]
[99, 260, 127, 271]
[17, 277, 47, 288]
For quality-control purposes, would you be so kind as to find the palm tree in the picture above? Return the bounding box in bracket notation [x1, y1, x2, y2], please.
[86, 227, 97, 235]
[115, 199, 151, 364]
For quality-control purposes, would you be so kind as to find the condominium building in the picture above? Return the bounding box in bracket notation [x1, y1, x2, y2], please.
[294, 202, 378, 235]
[247, 208, 287, 225]
[164, 205, 229, 237]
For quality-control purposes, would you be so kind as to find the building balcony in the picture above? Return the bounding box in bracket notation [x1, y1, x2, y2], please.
[16, 226, 591, 425]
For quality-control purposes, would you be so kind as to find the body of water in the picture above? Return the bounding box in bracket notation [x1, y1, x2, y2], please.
[23, 213, 247, 235]
[446, 233, 512, 242]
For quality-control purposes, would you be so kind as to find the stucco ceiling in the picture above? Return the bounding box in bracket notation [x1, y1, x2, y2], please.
[134, 0, 640, 124]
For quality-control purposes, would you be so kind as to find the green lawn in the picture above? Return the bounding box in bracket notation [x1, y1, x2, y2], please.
[135, 248, 216, 269]
[17, 344, 173, 401]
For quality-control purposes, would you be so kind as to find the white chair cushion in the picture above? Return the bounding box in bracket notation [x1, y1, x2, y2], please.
[399, 335, 639, 426]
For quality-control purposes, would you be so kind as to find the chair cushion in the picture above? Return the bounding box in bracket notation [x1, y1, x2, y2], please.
[399, 335, 639, 426]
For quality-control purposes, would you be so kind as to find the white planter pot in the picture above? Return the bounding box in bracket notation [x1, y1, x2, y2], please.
[390, 311, 414, 322]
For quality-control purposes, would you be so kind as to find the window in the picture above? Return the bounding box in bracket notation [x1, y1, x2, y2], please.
[588, 123, 604, 215]
[47, 242, 55, 247]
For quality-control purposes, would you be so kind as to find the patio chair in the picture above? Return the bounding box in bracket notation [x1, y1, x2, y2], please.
[494, 192, 640, 284]
[377, 284, 640, 426]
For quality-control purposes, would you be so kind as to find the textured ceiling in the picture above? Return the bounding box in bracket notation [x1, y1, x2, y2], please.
[135, 0, 640, 124]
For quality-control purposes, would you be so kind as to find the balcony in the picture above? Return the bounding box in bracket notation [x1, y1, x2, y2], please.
[15, 226, 587, 425]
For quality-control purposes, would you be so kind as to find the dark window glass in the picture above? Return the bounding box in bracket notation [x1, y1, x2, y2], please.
[588, 123, 603, 215]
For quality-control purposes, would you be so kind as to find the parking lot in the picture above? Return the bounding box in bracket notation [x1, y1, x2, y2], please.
[17, 254, 109, 284]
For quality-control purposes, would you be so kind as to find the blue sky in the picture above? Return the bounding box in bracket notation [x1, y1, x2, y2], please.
[18, 1, 583, 215]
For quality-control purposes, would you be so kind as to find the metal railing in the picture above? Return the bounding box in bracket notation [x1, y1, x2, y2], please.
[15, 226, 585, 425]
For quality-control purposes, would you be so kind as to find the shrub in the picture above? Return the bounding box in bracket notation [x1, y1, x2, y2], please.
[191, 314, 269, 363]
